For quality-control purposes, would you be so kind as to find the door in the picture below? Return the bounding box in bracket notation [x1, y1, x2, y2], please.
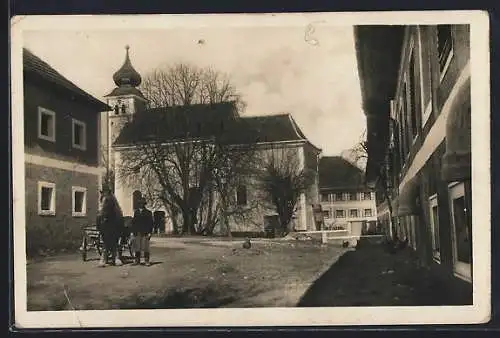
[449, 182, 472, 282]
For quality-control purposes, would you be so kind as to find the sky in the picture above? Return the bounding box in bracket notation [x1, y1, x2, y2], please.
[24, 24, 366, 156]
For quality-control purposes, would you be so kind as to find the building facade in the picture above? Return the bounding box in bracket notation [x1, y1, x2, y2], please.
[107, 48, 321, 235]
[23, 48, 110, 255]
[318, 156, 377, 234]
[355, 25, 472, 302]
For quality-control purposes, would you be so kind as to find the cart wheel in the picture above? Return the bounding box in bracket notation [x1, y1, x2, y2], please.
[96, 241, 102, 256]
[81, 237, 87, 262]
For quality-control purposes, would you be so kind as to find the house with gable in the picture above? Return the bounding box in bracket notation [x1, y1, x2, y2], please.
[318, 156, 377, 235]
[23, 48, 110, 255]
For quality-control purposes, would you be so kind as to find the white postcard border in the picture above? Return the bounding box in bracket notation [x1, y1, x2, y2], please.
[11, 11, 491, 328]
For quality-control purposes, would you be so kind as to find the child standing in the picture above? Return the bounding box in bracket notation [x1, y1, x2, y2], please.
[130, 198, 154, 266]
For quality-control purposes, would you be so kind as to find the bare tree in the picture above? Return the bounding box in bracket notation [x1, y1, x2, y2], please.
[259, 147, 314, 236]
[349, 128, 397, 240]
[117, 63, 255, 236]
[140, 63, 246, 112]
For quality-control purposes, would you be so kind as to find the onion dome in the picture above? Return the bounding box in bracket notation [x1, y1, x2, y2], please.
[112, 45, 141, 87]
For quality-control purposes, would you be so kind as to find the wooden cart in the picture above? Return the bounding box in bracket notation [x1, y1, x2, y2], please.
[80, 225, 133, 262]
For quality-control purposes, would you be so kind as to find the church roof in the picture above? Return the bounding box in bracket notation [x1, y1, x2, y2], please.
[222, 114, 308, 145]
[23, 48, 110, 111]
[104, 85, 146, 99]
[112, 45, 142, 88]
[113, 103, 313, 148]
[319, 156, 368, 191]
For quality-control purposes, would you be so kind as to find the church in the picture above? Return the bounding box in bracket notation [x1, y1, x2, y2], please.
[103, 46, 322, 236]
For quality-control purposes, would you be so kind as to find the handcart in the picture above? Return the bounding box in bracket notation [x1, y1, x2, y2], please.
[80, 224, 133, 262]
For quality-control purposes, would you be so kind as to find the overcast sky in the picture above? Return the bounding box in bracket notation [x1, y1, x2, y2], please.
[24, 24, 366, 155]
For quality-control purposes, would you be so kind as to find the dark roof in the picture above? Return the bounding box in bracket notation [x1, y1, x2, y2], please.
[223, 114, 307, 145]
[23, 48, 110, 111]
[104, 86, 146, 99]
[354, 25, 405, 185]
[114, 102, 238, 145]
[318, 156, 367, 191]
[113, 104, 310, 147]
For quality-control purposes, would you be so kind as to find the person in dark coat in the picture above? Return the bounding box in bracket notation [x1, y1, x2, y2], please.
[130, 197, 154, 266]
[97, 186, 124, 267]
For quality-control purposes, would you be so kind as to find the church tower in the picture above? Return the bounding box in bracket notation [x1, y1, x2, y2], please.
[104, 45, 147, 172]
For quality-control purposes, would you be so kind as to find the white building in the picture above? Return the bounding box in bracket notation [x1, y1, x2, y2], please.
[318, 156, 378, 235]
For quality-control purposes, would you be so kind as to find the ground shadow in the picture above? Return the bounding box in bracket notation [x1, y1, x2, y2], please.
[297, 241, 473, 307]
[118, 284, 238, 309]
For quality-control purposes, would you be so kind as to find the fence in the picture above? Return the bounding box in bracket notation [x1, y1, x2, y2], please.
[301, 221, 385, 245]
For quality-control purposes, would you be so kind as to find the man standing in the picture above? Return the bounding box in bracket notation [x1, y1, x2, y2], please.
[131, 197, 154, 266]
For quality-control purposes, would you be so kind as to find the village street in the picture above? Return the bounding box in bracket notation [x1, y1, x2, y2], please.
[26, 236, 467, 311]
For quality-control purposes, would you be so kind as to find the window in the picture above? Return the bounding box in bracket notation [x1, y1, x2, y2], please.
[322, 210, 330, 219]
[321, 193, 329, 202]
[335, 192, 344, 201]
[335, 209, 345, 218]
[72, 118, 87, 150]
[349, 192, 357, 201]
[419, 27, 433, 126]
[236, 185, 248, 206]
[72, 186, 87, 217]
[429, 194, 441, 261]
[449, 182, 472, 282]
[349, 209, 359, 218]
[401, 84, 411, 158]
[38, 107, 56, 142]
[364, 209, 373, 217]
[38, 181, 55, 215]
[408, 47, 420, 140]
[363, 192, 372, 200]
[437, 25, 453, 81]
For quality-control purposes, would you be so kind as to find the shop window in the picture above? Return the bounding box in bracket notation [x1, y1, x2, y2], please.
[429, 194, 441, 262]
[449, 182, 472, 282]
